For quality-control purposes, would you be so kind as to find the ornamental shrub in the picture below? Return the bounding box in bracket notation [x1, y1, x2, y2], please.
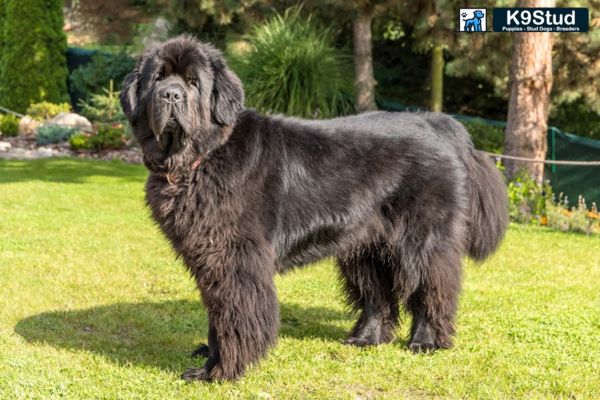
[79, 81, 125, 123]
[26, 101, 72, 121]
[507, 170, 552, 224]
[68, 132, 92, 151]
[0, 114, 19, 136]
[228, 7, 353, 118]
[36, 125, 78, 145]
[88, 124, 127, 150]
[69, 124, 127, 151]
[0, 0, 69, 113]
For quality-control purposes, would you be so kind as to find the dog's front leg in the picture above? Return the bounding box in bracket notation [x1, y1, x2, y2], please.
[183, 246, 279, 382]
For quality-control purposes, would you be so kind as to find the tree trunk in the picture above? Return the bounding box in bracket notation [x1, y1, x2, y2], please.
[504, 0, 555, 183]
[430, 43, 444, 112]
[353, 6, 377, 112]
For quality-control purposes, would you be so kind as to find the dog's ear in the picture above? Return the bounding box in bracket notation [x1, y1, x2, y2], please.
[120, 69, 140, 120]
[210, 54, 244, 126]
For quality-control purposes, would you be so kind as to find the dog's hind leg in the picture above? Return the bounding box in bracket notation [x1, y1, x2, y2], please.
[338, 246, 399, 347]
[406, 249, 462, 353]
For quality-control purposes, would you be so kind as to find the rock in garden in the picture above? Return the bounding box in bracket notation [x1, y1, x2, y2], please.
[0, 141, 12, 152]
[44, 112, 92, 132]
[36, 147, 58, 157]
[18, 116, 41, 136]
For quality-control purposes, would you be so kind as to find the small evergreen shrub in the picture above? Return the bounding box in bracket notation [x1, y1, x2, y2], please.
[70, 52, 135, 103]
[79, 81, 125, 123]
[37, 125, 78, 145]
[0, 0, 69, 113]
[463, 120, 505, 153]
[0, 114, 19, 136]
[26, 102, 72, 121]
[228, 7, 353, 118]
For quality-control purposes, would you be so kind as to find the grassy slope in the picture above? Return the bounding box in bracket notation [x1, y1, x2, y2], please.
[0, 158, 599, 399]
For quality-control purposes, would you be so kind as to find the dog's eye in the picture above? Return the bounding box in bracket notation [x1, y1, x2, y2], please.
[155, 73, 164, 82]
[187, 77, 199, 86]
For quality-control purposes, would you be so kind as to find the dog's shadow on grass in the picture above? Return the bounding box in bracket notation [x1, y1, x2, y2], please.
[14, 300, 350, 372]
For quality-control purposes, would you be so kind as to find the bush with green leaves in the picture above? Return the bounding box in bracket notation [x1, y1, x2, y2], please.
[0, 114, 19, 136]
[228, 7, 353, 118]
[0, 0, 68, 113]
[68, 132, 91, 151]
[79, 81, 125, 123]
[36, 125, 78, 145]
[69, 124, 126, 151]
[507, 170, 552, 224]
[462, 120, 505, 153]
[69, 52, 135, 103]
[26, 102, 71, 121]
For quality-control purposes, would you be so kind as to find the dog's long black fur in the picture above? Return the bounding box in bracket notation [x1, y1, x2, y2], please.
[120, 35, 509, 381]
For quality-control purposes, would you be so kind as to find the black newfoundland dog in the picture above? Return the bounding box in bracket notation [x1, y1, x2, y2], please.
[120, 35, 508, 381]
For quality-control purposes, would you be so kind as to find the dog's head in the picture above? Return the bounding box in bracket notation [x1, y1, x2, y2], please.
[120, 35, 244, 173]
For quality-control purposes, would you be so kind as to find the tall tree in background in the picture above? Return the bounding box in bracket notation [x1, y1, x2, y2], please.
[390, 0, 459, 112]
[0, 0, 68, 113]
[353, 1, 377, 112]
[324, 0, 400, 112]
[504, 0, 555, 182]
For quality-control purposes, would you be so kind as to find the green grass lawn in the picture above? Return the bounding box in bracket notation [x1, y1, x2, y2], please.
[1, 158, 599, 399]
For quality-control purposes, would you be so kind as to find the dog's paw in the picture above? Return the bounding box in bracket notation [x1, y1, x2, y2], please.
[182, 367, 211, 382]
[343, 337, 373, 347]
[408, 341, 437, 354]
[191, 343, 209, 358]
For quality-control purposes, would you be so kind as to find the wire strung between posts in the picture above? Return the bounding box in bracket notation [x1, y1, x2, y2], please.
[482, 151, 600, 166]
[0, 105, 26, 118]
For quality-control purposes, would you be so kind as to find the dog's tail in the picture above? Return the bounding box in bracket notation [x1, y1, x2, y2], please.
[465, 150, 509, 261]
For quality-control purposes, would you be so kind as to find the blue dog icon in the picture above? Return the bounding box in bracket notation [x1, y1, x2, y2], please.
[463, 10, 485, 31]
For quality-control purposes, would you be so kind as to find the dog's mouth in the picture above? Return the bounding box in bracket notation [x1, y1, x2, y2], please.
[157, 115, 185, 155]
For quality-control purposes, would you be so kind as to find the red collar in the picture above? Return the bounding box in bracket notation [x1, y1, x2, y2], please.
[191, 157, 203, 171]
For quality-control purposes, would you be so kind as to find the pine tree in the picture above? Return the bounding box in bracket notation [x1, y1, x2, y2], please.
[0, 0, 69, 113]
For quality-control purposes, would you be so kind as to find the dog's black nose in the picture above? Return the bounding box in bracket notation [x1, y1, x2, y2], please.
[162, 86, 183, 103]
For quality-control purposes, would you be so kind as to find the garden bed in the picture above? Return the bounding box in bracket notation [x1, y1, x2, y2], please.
[0, 134, 142, 164]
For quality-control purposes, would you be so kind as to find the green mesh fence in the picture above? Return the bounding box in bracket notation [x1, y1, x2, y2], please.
[547, 128, 600, 207]
[379, 100, 600, 207]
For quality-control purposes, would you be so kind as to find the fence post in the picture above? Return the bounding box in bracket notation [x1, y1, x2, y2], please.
[550, 127, 557, 174]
